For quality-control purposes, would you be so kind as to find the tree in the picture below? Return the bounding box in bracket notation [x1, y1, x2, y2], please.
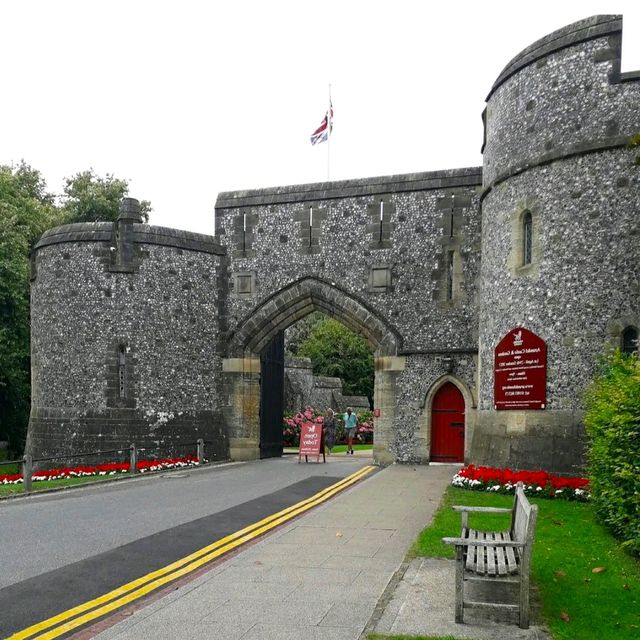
[0, 163, 152, 454]
[0, 163, 61, 454]
[295, 317, 374, 402]
[629, 133, 640, 166]
[60, 169, 151, 224]
[284, 311, 324, 356]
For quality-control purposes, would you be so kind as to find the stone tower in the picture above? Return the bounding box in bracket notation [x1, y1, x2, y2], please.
[473, 15, 640, 471]
[27, 199, 229, 462]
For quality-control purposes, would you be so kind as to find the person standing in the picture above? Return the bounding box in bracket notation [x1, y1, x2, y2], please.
[324, 408, 336, 455]
[343, 407, 357, 455]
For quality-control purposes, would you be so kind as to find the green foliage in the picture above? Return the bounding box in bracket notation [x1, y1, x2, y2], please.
[414, 486, 640, 639]
[584, 351, 640, 556]
[0, 163, 61, 453]
[61, 169, 151, 224]
[628, 133, 640, 166]
[282, 406, 373, 446]
[295, 317, 374, 401]
[0, 163, 151, 454]
[284, 311, 324, 356]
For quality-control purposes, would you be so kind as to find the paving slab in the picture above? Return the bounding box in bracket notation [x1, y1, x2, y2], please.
[373, 557, 551, 640]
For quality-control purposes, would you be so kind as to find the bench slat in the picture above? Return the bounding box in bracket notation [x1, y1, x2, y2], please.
[486, 532, 497, 575]
[465, 528, 477, 571]
[504, 531, 519, 573]
[495, 532, 508, 575]
[476, 530, 485, 574]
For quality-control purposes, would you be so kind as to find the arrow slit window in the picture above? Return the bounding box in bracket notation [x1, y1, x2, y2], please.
[523, 210, 533, 266]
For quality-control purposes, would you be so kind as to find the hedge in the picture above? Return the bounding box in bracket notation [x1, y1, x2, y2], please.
[584, 351, 640, 556]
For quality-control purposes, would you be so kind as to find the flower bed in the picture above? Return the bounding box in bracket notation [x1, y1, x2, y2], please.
[0, 455, 200, 485]
[283, 406, 374, 447]
[452, 464, 590, 501]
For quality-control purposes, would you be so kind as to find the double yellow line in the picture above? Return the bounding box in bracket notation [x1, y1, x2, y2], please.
[10, 465, 375, 640]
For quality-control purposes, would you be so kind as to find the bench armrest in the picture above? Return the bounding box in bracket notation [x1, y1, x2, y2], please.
[452, 506, 512, 513]
[442, 537, 524, 548]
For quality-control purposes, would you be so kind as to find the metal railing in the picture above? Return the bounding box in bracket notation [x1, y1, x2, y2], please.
[0, 438, 209, 493]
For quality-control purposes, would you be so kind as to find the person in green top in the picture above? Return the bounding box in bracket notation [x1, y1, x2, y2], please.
[343, 407, 357, 455]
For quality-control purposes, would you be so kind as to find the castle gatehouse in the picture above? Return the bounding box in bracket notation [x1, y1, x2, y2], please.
[27, 16, 640, 473]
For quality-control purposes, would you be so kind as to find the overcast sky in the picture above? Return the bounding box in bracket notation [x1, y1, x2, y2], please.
[2, 1, 639, 235]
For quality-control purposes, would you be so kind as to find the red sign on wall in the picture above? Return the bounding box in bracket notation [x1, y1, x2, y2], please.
[298, 422, 325, 463]
[494, 327, 547, 410]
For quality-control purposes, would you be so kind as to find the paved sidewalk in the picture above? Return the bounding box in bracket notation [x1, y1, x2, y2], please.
[92, 463, 453, 640]
[373, 557, 549, 639]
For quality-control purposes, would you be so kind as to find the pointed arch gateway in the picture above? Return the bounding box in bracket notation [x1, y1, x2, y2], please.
[223, 277, 403, 463]
[227, 277, 401, 358]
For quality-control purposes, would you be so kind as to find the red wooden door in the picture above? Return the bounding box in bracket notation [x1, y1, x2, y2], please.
[431, 382, 465, 462]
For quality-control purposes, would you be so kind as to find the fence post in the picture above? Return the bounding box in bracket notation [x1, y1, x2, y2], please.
[129, 444, 137, 474]
[197, 438, 205, 464]
[22, 454, 33, 492]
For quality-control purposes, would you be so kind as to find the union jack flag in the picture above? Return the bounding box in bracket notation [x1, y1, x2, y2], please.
[310, 104, 333, 145]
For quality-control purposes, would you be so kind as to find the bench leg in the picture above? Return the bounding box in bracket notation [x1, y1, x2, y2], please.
[519, 572, 530, 629]
[455, 546, 464, 623]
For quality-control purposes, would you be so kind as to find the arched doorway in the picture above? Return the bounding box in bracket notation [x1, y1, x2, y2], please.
[224, 277, 403, 464]
[431, 382, 465, 462]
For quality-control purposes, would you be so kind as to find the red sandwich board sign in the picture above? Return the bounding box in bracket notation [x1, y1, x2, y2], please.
[494, 327, 547, 410]
[298, 422, 326, 463]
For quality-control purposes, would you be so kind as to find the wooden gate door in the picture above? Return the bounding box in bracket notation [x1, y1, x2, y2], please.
[259, 331, 285, 459]
[431, 382, 465, 462]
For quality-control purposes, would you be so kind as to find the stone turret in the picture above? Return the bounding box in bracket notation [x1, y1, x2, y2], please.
[473, 15, 640, 472]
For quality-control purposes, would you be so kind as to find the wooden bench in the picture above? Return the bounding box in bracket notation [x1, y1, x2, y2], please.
[442, 481, 538, 629]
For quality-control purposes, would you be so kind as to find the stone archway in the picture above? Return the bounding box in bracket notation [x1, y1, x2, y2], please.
[416, 375, 475, 463]
[222, 277, 403, 463]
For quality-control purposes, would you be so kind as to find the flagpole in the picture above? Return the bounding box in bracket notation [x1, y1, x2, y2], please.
[327, 83, 331, 181]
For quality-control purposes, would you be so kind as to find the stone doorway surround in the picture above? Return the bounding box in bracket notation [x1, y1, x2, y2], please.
[416, 375, 476, 464]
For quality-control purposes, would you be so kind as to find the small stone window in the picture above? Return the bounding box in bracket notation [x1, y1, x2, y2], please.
[368, 265, 392, 292]
[237, 275, 253, 295]
[622, 326, 638, 355]
[522, 210, 533, 266]
[232, 271, 256, 299]
[510, 201, 540, 277]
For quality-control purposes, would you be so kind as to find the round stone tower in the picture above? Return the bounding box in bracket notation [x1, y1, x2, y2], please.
[474, 15, 640, 472]
[26, 199, 229, 463]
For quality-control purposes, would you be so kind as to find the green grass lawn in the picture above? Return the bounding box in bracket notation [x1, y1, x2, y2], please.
[407, 486, 640, 640]
[0, 473, 129, 496]
[329, 443, 373, 453]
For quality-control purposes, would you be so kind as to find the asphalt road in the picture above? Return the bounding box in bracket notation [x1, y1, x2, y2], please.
[0, 455, 369, 638]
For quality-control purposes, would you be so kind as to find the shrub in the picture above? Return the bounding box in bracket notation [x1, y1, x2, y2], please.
[282, 407, 374, 446]
[584, 351, 640, 556]
[282, 407, 324, 447]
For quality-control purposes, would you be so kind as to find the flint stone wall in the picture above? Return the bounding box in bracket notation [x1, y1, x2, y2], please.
[216, 170, 482, 463]
[27, 222, 229, 463]
[216, 169, 482, 355]
[475, 14, 640, 472]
